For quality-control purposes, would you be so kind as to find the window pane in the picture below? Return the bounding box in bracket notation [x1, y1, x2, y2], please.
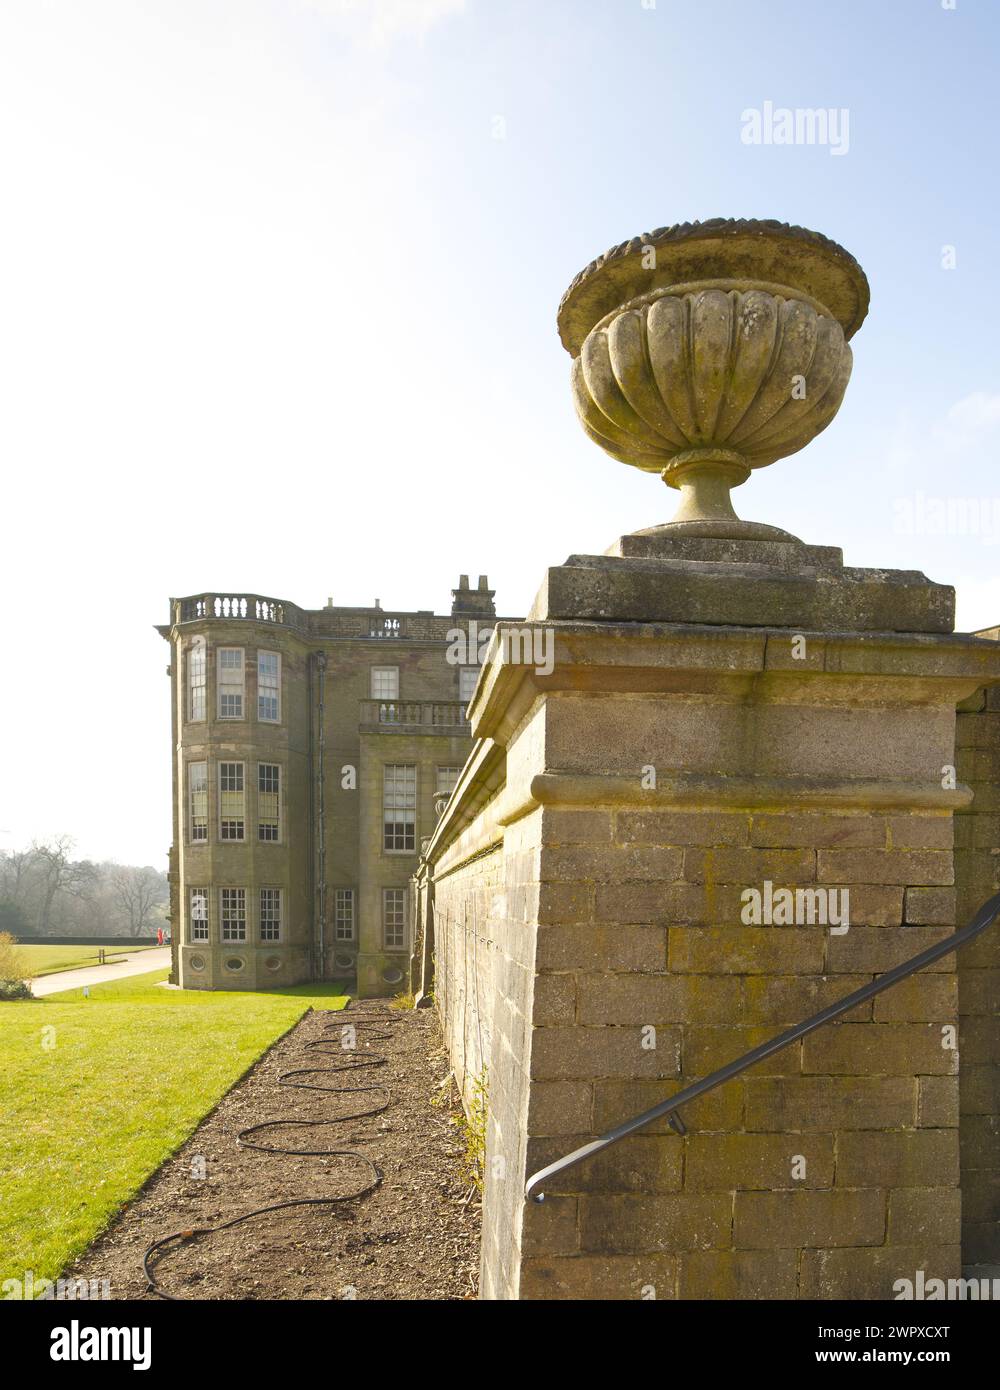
[258, 763, 280, 841]
[190, 886, 209, 942]
[218, 648, 245, 719]
[371, 667, 399, 700]
[459, 667, 479, 702]
[383, 764, 416, 851]
[334, 888, 355, 941]
[189, 762, 208, 841]
[220, 887, 246, 941]
[259, 887, 281, 942]
[219, 763, 245, 840]
[383, 888, 406, 949]
[188, 641, 206, 722]
[258, 651, 281, 722]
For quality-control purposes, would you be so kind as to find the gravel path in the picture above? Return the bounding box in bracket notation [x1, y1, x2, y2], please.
[67, 1003, 481, 1300]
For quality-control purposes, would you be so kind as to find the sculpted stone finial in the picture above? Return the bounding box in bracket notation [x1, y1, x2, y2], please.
[558, 218, 869, 541]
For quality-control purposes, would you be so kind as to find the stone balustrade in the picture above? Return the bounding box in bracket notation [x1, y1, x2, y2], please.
[359, 699, 469, 732]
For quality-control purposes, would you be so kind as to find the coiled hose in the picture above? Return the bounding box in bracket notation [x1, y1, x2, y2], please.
[143, 1003, 399, 1299]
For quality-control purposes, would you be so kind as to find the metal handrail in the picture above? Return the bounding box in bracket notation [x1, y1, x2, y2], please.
[524, 888, 1000, 1203]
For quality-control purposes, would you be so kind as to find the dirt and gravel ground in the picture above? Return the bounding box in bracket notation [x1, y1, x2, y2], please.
[67, 1003, 481, 1300]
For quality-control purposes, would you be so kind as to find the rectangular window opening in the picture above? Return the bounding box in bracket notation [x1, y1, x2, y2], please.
[258, 650, 281, 722]
[188, 641, 206, 722]
[219, 761, 245, 841]
[371, 666, 399, 701]
[258, 762, 281, 841]
[190, 886, 209, 942]
[459, 666, 479, 704]
[334, 888, 355, 942]
[220, 887, 247, 942]
[383, 887, 406, 950]
[259, 887, 281, 942]
[217, 647, 245, 719]
[189, 761, 208, 842]
[383, 764, 416, 852]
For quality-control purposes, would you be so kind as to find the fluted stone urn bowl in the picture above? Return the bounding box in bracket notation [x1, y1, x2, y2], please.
[558, 219, 870, 540]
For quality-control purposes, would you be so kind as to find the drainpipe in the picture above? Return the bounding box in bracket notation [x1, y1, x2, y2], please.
[313, 651, 327, 980]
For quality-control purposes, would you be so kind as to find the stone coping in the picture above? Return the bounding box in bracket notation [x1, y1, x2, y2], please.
[527, 555, 955, 633]
[467, 620, 1000, 731]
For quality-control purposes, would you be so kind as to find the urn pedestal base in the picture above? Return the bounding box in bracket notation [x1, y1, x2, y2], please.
[626, 518, 806, 545]
[528, 535, 955, 634]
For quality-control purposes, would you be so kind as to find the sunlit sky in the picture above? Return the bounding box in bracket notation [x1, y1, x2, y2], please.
[2, 0, 999, 865]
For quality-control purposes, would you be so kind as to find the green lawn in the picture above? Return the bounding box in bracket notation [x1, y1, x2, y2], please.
[0, 968, 348, 1287]
[17, 944, 157, 978]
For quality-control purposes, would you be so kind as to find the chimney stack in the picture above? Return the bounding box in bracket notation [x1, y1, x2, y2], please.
[451, 573, 496, 619]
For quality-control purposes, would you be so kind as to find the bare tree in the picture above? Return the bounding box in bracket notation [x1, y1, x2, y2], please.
[109, 865, 165, 935]
[32, 837, 99, 933]
[0, 848, 35, 904]
[0, 838, 167, 937]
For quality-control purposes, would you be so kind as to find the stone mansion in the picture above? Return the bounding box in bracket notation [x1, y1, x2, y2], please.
[158, 575, 513, 995]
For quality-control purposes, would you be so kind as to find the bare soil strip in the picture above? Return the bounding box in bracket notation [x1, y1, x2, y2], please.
[67, 1005, 481, 1300]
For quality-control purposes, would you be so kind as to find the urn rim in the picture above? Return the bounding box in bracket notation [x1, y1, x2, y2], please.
[557, 217, 870, 356]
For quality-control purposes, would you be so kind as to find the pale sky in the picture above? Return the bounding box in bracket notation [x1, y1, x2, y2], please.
[1, 0, 999, 866]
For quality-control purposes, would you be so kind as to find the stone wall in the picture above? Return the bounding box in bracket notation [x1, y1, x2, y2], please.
[356, 723, 470, 996]
[418, 602, 1000, 1300]
[520, 798, 961, 1301]
[422, 735, 542, 1300]
[954, 667, 1000, 1272]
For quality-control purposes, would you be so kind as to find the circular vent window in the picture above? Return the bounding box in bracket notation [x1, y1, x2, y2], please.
[334, 952, 356, 971]
[264, 955, 282, 972]
[382, 966, 404, 986]
[224, 956, 245, 973]
[189, 954, 206, 972]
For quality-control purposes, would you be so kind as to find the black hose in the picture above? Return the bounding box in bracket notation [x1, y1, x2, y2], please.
[320, 1019, 400, 1036]
[320, 1028, 394, 1039]
[237, 1088, 391, 1150]
[306, 1036, 393, 1052]
[142, 1003, 401, 1299]
[280, 1061, 386, 1091]
[322, 1011, 402, 1029]
[142, 1156, 381, 1302]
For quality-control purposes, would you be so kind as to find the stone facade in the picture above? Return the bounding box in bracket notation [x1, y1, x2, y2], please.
[158, 577, 516, 995]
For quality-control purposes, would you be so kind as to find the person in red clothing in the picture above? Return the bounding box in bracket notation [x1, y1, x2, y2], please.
[156, 926, 164, 946]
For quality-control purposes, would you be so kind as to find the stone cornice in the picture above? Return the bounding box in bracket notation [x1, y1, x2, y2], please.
[465, 621, 1000, 750]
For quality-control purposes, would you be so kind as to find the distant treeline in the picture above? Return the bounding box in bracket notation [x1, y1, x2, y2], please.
[0, 837, 168, 939]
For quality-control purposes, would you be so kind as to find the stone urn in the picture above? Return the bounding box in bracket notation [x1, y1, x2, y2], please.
[558, 218, 869, 540]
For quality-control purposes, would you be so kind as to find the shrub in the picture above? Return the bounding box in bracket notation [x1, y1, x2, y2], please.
[0, 931, 25, 983]
[0, 978, 32, 1002]
[453, 1067, 488, 1195]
